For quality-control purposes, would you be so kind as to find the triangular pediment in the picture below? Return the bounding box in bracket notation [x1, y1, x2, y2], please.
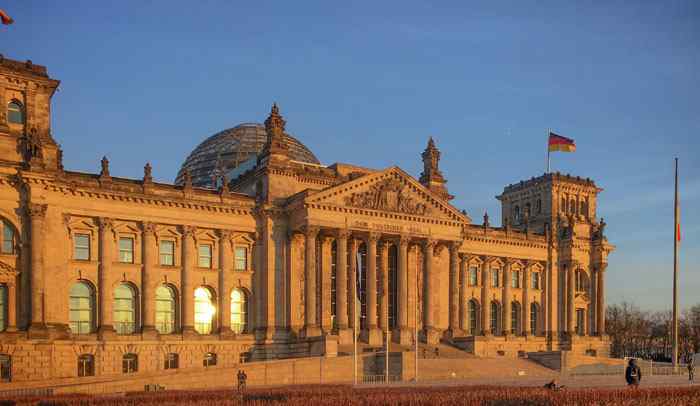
[305, 166, 471, 224]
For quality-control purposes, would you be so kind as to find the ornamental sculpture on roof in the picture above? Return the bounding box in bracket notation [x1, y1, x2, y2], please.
[344, 178, 429, 216]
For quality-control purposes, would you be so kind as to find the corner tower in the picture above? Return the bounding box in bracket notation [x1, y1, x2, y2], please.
[419, 137, 453, 201]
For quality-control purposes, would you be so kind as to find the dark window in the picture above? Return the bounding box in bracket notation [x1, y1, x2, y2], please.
[122, 353, 138, 373]
[576, 309, 585, 335]
[7, 101, 23, 124]
[77, 354, 94, 377]
[536, 199, 542, 214]
[531, 272, 540, 289]
[530, 303, 539, 335]
[1, 220, 14, 254]
[330, 240, 337, 330]
[490, 301, 500, 334]
[74, 234, 90, 260]
[468, 300, 478, 335]
[388, 244, 398, 330]
[511, 302, 520, 333]
[203, 352, 217, 367]
[0, 285, 6, 332]
[164, 353, 178, 370]
[0, 354, 10, 382]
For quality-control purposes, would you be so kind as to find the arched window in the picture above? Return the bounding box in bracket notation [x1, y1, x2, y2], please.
[155, 285, 176, 334]
[576, 309, 585, 335]
[513, 206, 520, 224]
[0, 285, 6, 332]
[122, 353, 138, 373]
[560, 197, 566, 212]
[77, 354, 94, 377]
[230, 289, 247, 334]
[511, 301, 521, 334]
[69, 282, 94, 334]
[1, 220, 15, 254]
[490, 301, 500, 334]
[7, 101, 23, 124]
[194, 287, 215, 334]
[536, 199, 542, 214]
[114, 284, 137, 334]
[468, 300, 479, 336]
[530, 303, 539, 335]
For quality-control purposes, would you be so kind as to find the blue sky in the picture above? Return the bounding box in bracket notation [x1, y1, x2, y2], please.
[3, 1, 698, 310]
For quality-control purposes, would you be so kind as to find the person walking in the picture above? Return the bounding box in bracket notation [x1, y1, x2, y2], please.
[688, 359, 695, 383]
[625, 358, 642, 388]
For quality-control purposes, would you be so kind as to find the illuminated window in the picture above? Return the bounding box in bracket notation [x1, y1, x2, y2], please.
[160, 240, 175, 266]
[69, 282, 94, 334]
[7, 101, 23, 124]
[119, 237, 134, 263]
[234, 247, 247, 271]
[155, 285, 176, 334]
[74, 234, 90, 260]
[114, 284, 137, 334]
[194, 287, 215, 334]
[198, 244, 212, 268]
[230, 289, 247, 334]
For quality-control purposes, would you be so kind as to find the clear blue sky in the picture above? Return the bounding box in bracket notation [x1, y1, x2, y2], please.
[3, 1, 698, 310]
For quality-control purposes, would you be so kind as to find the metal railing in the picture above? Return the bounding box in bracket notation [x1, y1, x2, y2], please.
[361, 374, 402, 384]
[0, 387, 54, 398]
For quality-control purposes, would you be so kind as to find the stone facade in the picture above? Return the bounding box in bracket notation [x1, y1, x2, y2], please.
[0, 56, 614, 384]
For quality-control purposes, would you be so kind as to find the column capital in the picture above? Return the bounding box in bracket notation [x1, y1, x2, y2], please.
[321, 233, 335, 244]
[422, 238, 437, 249]
[26, 203, 48, 219]
[367, 231, 381, 243]
[336, 228, 350, 240]
[182, 225, 197, 239]
[97, 217, 114, 231]
[399, 234, 411, 247]
[596, 263, 608, 273]
[218, 229, 233, 241]
[448, 240, 461, 251]
[142, 221, 157, 236]
[303, 225, 320, 238]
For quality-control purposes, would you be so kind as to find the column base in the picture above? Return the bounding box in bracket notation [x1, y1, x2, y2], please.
[182, 326, 199, 339]
[302, 325, 322, 339]
[141, 326, 159, 340]
[28, 323, 49, 339]
[337, 328, 354, 345]
[422, 327, 441, 345]
[361, 327, 383, 346]
[98, 325, 116, 340]
[444, 328, 466, 340]
[393, 327, 413, 346]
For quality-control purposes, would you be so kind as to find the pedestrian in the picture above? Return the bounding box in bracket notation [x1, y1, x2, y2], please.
[688, 359, 694, 383]
[625, 358, 642, 388]
[237, 369, 247, 391]
[543, 379, 564, 391]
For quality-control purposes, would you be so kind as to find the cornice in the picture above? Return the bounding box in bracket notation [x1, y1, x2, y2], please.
[304, 202, 463, 228]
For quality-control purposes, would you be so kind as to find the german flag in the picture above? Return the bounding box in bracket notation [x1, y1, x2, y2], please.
[0, 9, 13, 25]
[548, 132, 576, 153]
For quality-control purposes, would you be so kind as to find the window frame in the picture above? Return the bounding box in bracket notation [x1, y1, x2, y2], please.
[0, 285, 6, 332]
[74, 233, 91, 261]
[230, 289, 247, 334]
[118, 236, 135, 263]
[77, 354, 95, 377]
[69, 281, 95, 335]
[164, 353, 179, 370]
[159, 240, 175, 266]
[155, 285, 176, 334]
[203, 352, 217, 367]
[234, 246, 248, 271]
[7, 101, 23, 125]
[113, 283, 137, 335]
[531, 271, 541, 290]
[198, 244, 213, 268]
[530, 303, 538, 335]
[468, 300, 478, 336]
[0, 354, 10, 382]
[491, 267, 500, 288]
[122, 353, 138, 374]
[468, 266, 478, 286]
[490, 301, 500, 333]
[194, 286, 215, 334]
[1, 221, 14, 255]
[511, 269, 520, 289]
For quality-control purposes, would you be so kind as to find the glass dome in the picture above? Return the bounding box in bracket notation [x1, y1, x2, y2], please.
[175, 123, 320, 187]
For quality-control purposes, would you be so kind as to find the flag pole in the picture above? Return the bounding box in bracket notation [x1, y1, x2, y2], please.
[672, 157, 680, 371]
[353, 255, 358, 386]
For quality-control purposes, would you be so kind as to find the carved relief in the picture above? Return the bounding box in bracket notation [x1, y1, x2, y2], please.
[344, 178, 429, 216]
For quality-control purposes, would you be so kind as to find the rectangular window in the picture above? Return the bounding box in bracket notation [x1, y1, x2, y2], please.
[198, 244, 212, 268]
[159, 240, 175, 266]
[78, 355, 94, 377]
[491, 268, 500, 287]
[576, 309, 585, 335]
[469, 267, 478, 286]
[511, 271, 520, 288]
[74, 234, 90, 261]
[1, 223, 13, 254]
[234, 247, 247, 271]
[123, 354, 138, 374]
[164, 353, 178, 370]
[531, 272, 540, 289]
[119, 237, 134, 263]
[0, 355, 10, 382]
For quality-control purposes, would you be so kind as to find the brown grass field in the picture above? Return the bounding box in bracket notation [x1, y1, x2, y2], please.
[1, 385, 699, 406]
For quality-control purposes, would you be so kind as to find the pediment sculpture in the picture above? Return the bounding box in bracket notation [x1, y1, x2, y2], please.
[344, 178, 430, 216]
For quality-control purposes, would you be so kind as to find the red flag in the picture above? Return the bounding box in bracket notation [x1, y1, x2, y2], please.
[548, 132, 576, 152]
[677, 223, 681, 242]
[0, 9, 13, 25]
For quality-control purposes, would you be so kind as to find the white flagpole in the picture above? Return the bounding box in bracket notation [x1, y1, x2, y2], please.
[546, 129, 551, 173]
[672, 157, 680, 371]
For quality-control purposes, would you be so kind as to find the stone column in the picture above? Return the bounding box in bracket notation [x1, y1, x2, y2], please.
[459, 255, 468, 332]
[596, 263, 607, 335]
[142, 222, 158, 338]
[27, 203, 47, 335]
[522, 263, 531, 336]
[364, 232, 382, 345]
[503, 260, 512, 336]
[395, 235, 411, 344]
[336, 230, 351, 344]
[320, 234, 334, 334]
[447, 241, 462, 338]
[567, 264, 575, 335]
[6, 282, 16, 332]
[303, 226, 321, 337]
[181, 225, 196, 336]
[379, 240, 389, 332]
[97, 217, 115, 337]
[219, 230, 233, 335]
[348, 237, 358, 333]
[481, 259, 491, 336]
[422, 239, 439, 344]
